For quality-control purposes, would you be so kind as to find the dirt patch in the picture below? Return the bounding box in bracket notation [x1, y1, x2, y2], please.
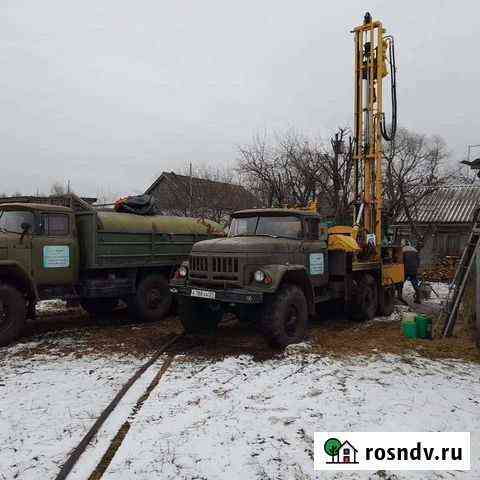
[4, 308, 182, 361]
[308, 317, 480, 362]
[3, 304, 479, 364]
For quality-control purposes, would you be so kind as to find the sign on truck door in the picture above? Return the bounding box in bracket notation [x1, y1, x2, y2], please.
[31, 212, 78, 286]
[302, 217, 328, 287]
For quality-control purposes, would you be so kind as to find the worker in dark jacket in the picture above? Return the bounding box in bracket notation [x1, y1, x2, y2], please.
[399, 242, 421, 303]
[398, 243, 420, 303]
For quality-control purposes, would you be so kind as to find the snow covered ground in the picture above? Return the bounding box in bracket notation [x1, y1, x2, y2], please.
[101, 353, 480, 480]
[1, 284, 479, 480]
[0, 347, 145, 480]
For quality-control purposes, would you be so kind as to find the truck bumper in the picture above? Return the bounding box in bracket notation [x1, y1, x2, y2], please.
[170, 285, 263, 304]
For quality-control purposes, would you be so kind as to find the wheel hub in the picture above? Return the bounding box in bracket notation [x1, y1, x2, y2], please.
[146, 287, 166, 310]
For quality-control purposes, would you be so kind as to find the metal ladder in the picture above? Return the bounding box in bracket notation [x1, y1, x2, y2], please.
[443, 211, 480, 336]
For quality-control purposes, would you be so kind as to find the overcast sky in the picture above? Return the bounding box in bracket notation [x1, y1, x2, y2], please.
[1, 0, 479, 198]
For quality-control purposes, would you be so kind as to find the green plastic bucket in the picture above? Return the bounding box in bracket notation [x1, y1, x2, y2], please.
[415, 314, 432, 339]
[402, 321, 417, 339]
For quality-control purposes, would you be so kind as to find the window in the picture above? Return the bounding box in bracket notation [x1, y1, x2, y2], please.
[228, 216, 258, 236]
[306, 219, 320, 240]
[0, 210, 34, 234]
[446, 235, 460, 255]
[229, 215, 303, 239]
[43, 214, 69, 236]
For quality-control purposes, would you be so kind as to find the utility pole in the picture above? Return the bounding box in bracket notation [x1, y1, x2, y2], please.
[189, 162, 193, 217]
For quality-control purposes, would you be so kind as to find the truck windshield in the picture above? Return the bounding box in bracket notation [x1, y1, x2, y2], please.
[229, 215, 302, 239]
[0, 210, 34, 234]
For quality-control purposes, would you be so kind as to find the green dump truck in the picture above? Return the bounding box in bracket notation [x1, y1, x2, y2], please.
[0, 194, 222, 346]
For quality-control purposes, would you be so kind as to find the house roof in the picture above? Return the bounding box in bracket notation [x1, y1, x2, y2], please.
[395, 185, 480, 225]
[145, 171, 258, 206]
[340, 440, 358, 452]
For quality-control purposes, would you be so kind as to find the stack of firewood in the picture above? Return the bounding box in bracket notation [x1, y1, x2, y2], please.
[421, 257, 458, 283]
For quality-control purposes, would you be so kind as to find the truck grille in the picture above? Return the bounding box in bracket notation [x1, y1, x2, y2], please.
[212, 257, 239, 274]
[190, 255, 240, 285]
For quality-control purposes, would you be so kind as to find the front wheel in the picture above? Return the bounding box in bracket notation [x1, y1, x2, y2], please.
[0, 284, 26, 346]
[128, 274, 172, 322]
[179, 297, 223, 334]
[260, 284, 308, 348]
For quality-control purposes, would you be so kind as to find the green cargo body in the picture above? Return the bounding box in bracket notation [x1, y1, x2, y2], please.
[76, 211, 222, 270]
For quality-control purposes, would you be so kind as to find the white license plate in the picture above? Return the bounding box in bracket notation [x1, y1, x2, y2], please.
[191, 288, 216, 300]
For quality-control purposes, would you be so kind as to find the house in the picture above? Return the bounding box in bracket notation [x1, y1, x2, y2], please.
[332, 441, 358, 464]
[145, 171, 259, 223]
[393, 185, 480, 266]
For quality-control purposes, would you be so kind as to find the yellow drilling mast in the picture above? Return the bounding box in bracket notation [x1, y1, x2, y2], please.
[351, 12, 397, 257]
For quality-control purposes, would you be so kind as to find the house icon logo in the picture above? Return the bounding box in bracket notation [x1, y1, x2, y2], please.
[324, 437, 359, 464]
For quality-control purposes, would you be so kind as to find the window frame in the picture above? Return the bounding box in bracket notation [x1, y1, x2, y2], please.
[42, 213, 71, 237]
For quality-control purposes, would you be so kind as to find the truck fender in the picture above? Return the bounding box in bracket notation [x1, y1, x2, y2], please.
[261, 264, 315, 314]
[0, 261, 38, 302]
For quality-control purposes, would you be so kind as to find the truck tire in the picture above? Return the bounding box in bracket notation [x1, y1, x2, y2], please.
[260, 284, 308, 348]
[179, 298, 222, 334]
[81, 298, 119, 316]
[129, 274, 172, 322]
[0, 285, 26, 347]
[378, 286, 395, 316]
[348, 273, 378, 322]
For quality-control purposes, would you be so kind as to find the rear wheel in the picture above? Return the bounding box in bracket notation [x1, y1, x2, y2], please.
[179, 297, 223, 334]
[260, 284, 308, 348]
[348, 273, 378, 322]
[0, 284, 26, 346]
[128, 274, 172, 322]
[81, 298, 119, 316]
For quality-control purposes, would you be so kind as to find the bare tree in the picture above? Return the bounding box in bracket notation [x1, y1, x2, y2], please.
[383, 127, 452, 248]
[237, 128, 354, 222]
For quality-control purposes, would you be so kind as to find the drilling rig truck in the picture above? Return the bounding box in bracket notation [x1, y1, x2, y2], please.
[171, 13, 405, 347]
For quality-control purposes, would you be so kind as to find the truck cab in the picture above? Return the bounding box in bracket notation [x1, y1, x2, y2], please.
[172, 208, 330, 347]
[0, 203, 78, 290]
[0, 203, 78, 345]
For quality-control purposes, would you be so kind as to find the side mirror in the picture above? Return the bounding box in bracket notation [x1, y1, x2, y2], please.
[19, 222, 31, 243]
[21, 222, 31, 233]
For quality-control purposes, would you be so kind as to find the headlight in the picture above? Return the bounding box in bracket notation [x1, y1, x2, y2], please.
[178, 265, 188, 278]
[254, 270, 266, 283]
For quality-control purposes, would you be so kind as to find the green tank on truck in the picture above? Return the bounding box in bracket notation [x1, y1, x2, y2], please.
[0, 194, 223, 346]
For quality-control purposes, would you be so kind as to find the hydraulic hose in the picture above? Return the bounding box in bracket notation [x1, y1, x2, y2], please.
[380, 36, 397, 142]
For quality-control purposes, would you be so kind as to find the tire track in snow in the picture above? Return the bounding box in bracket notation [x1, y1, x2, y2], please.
[54, 334, 182, 480]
